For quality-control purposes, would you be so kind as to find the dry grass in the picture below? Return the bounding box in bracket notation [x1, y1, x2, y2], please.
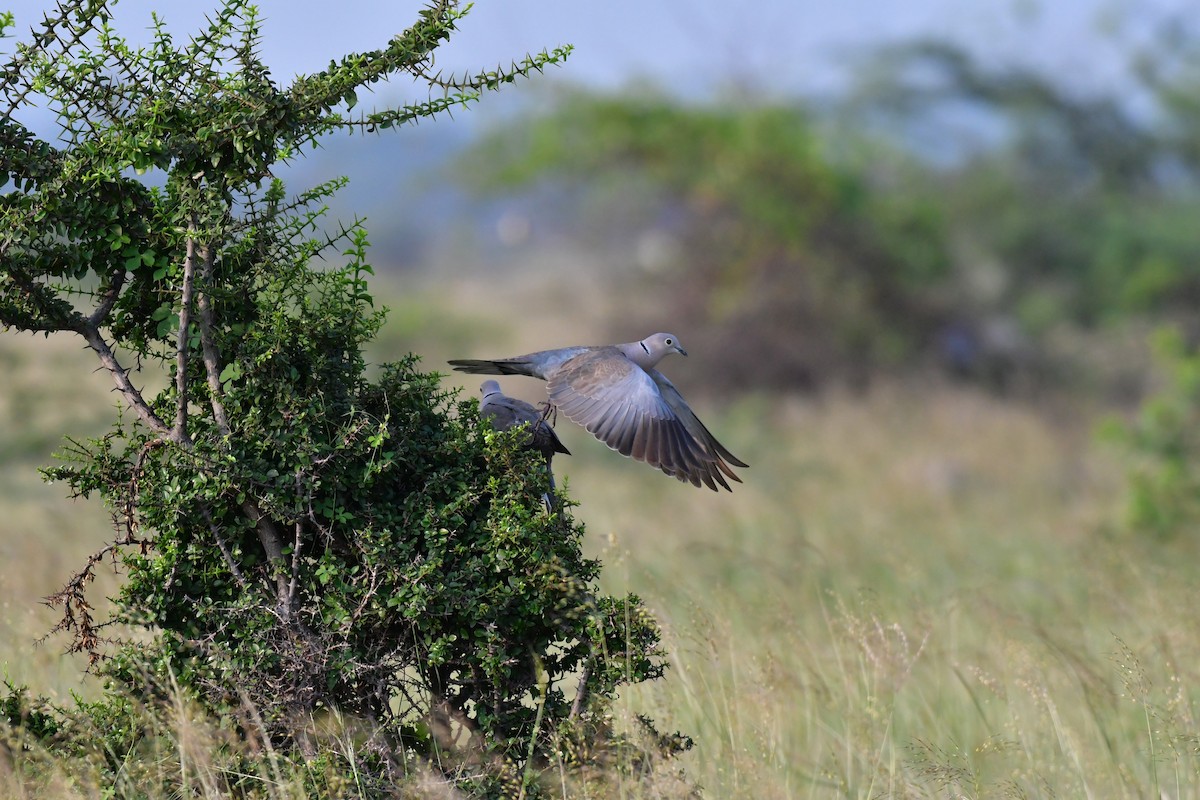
[569, 386, 1192, 798]
[0, 332, 118, 699]
[568, 388, 1200, 798]
[3, 274, 1199, 797]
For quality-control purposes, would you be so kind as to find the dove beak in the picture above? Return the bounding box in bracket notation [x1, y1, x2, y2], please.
[676, 344, 688, 357]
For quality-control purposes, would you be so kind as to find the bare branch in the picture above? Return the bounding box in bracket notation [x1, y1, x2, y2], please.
[87, 266, 126, 328]
[75, 322, 171, 436]
[195, 241, 231, 436]
[173, 233, 198, 444]
[41, 524, 154, 667]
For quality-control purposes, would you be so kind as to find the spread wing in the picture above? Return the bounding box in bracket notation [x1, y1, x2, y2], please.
[547, 349, 744, 491]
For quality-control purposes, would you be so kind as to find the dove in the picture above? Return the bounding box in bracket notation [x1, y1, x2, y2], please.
[450, 333, 747, 491]
[479, 379, 570, 460]
[479, 380, 569, 510]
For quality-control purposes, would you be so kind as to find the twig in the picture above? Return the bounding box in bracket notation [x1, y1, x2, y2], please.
[349, 565, 383, 624]
[202, 506, 247, 589]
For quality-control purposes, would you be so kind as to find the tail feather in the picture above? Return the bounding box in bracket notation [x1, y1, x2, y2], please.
[449, 359, 533, 376]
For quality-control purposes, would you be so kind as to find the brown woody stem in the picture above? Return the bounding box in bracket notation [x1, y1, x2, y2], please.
[172, 233, 197, 445]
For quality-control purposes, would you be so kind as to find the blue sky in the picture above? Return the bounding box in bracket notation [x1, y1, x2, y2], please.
[2, 0, 1191, 99]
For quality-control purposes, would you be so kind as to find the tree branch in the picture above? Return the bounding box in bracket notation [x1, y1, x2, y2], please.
[202, 506, 247, 590]
[87, 266, 126, 328]
[288, 468, 305, 614]
[240, 499, 290, 614]
[569, 661, 591, 720]
[194, 241, 231, 436]
[75, 322, 171, 437]
[124, 438, 165, 538]
[41, 523, 154, 667]
[173, 233, 198, 444]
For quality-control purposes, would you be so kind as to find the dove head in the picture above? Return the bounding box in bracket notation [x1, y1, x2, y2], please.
[627, 332, 687, 368]
[480, 380, 502, 398]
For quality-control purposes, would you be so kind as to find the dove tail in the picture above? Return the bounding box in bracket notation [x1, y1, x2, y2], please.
[448, 359, 534, 377]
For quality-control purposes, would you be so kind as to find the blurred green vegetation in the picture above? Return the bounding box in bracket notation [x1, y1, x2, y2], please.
[850, 39, 1200, 328]
[1109, 326, 1200, 539]
[464, 92, 954, 390]
[460, 31, 1200, 394]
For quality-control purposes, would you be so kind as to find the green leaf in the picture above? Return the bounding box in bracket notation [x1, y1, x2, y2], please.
[218, 362, 243, 384]
[156, 313, 178, 337]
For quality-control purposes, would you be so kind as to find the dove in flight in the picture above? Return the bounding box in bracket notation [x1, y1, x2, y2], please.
[450, 333, 746, 491]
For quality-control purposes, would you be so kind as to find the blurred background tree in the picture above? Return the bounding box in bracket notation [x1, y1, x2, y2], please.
[443, 11, 1200, 397]
[460, 92, 954, 391]
[848, 35, 1200, 330]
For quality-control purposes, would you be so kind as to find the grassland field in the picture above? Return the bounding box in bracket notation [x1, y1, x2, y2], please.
[2, 268, 1197, 798]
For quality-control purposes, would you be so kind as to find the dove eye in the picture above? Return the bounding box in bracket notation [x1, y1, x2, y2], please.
[664, 338, 673, 346]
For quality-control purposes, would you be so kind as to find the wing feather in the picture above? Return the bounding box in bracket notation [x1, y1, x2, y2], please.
[649, 370, 748, 468]
[547, 350, 745, 490]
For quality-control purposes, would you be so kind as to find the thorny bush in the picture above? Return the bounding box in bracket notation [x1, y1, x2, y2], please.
[0, 0, 680, 793]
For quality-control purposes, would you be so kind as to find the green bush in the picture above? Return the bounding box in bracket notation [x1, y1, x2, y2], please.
[0, 1, 679, 795]
[1116, 327, 1200, 539]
